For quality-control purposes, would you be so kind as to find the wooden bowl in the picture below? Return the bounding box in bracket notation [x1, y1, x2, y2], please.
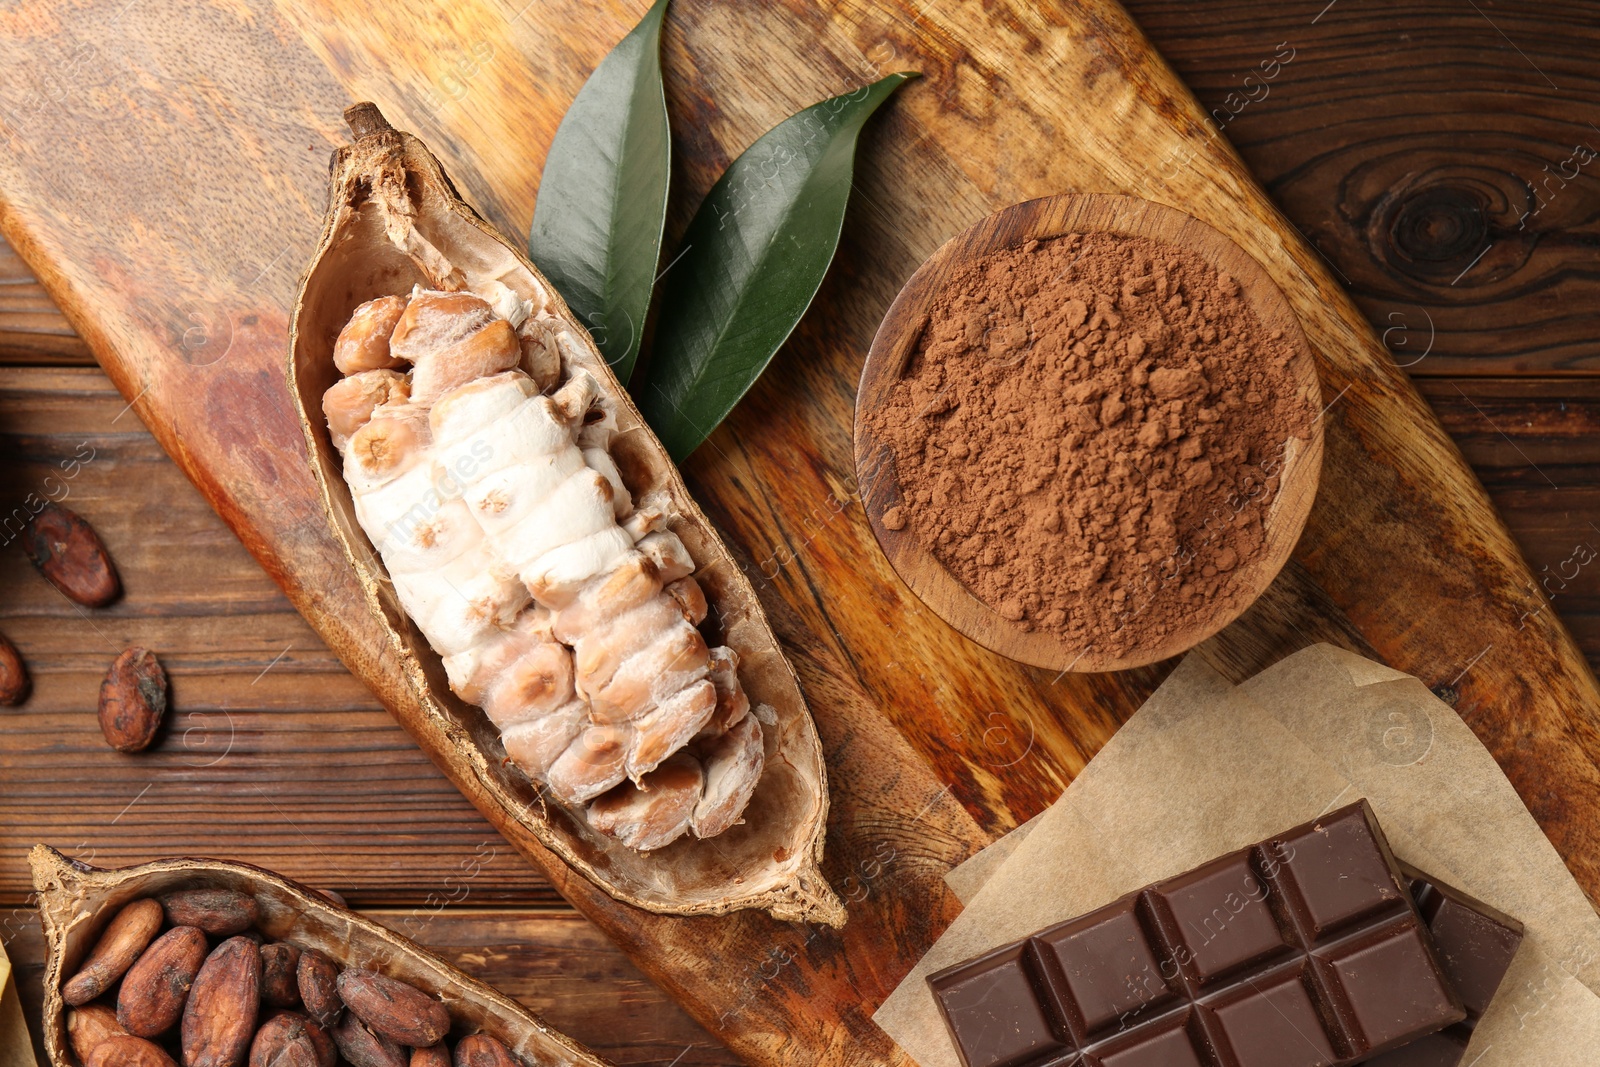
[853, 193, 1324, 673]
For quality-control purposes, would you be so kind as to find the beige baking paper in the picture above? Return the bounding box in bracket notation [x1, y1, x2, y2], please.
[0, 939, 38, 1067]
[875, 644, 1600, 1067]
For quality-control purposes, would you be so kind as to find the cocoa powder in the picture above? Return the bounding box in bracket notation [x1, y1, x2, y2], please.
[868, 232, 1314, 657]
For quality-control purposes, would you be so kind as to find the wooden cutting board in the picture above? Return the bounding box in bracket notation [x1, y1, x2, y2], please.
[3, 2, 1598, 1065]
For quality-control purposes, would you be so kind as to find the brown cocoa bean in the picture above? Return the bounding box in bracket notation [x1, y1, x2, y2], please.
[67, 1003, 130, 1063]
[409, 1045, 450, 1067]
[335, 970, 449, 1048]
[259, 943, 303, 1008]
[291, 1014, 336, 1067]
[451, 1036, 515, 1067]
[118, 926, 208, 1037]
[249, 1013, 325, 1067]
[181, 936, 260, 1067]
[64, 898, 165, 1005]
[160, 888, 258, 937]
[98, 648, 167, 753]
[330, 1014, 405, 1067]
[87, 1035, 179, 1067]
[22, 502, 121, 607]
[0, 630, 29, 706]
[296, 950, 342, 1028]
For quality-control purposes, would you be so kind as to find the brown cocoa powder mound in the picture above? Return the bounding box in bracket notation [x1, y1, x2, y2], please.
[867, 232, 1314, 657]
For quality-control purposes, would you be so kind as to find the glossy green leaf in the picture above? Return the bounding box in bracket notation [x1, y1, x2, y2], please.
[637, 72, 917, 460]
[528, 0, 670, 382]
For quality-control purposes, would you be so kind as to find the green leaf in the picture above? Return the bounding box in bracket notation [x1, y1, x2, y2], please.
[529, 0, 671, 383]
[637, 71, 917, 460]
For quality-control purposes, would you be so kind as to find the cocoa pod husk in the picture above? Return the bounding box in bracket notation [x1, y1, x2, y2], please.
[451, 1036, 516, 1067]
[259, 943, 302, 1008]
[67, 1004, 129, 1063]
[330, 1014, 405, 1067]
[23, 502, 121, 607]
[180, 936, 260, 1067]
[117, 926, 208, 1038]
[295, 950, 342, 1028]
[409, 1045, 450, 1067]
[63, 898, 165, 1005]
[0, 630, 29, 706]
[335, 971, 449, 1048]
[249, 1012, 331, 1067]
[98, 649, 167, 754]
[86, 1035, 178, 1067]
[160, 889, 258, 937]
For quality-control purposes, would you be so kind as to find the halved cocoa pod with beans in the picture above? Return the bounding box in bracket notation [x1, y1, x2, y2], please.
[30, 847, 612, 1067]
[285, 102, 839, 925]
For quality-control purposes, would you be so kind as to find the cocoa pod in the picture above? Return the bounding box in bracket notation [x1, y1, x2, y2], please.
[249, 1013, 331, 1067]
[22, 502, 121, 607]
[335, 971, 449, 1048]
[0, 629, 29, 706]
[295, 950, 342, 1028]
[98, 648, 167, 753]
[117, 925, 208, 1037]
[63, 898, 165, 1005]
[330, 1014, 405, 1067]
[409, 1046, 449, 1067]
[451, 1036, 516, 1067]
[259, 943, 303, 1008]
[180, 936, 260, 1067]
[160, 889, 257, 937]
[67, 1003, 130, 1063]
[87, 1035, 178, 1067]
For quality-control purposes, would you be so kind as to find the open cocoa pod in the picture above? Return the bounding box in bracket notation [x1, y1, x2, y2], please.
[284, 103, 841, 925]
[29, 846, 609, 1067]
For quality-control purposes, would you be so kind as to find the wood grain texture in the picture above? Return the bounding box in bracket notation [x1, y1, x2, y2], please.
[0, 238, 90, 365]
[1124, 0, 1600, 376]
[0, 1, 1597, 1065]
[855, 193, 1324, 672]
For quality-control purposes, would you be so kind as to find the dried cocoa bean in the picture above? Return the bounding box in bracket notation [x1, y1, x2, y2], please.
[160, 888, 258, 937]
[181, 936, 260, 1067]
[330, 1014, 406, 1067]
[409, 1045, 450, 1067]
[335, 971, 449, 1047]
[67, 1003, 130, 1063]
[296, 950, 342, 1028]
[0, 630, 29, 706]
[87, 1035, 179, 1067]
[23, 502, 121, 607]
[118, 925, 208, 1037]
[249, 1013, 327, 1067]
[451, 1035, 516, 1067]
[260, 943, 303, 1008]
[98, 648, 167, 753]
[64, 898, 165, 1005]
[287, 1013, 336, 1067]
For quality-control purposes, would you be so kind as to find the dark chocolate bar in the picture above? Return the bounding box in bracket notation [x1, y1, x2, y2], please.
[1360, 867, 1524, 1067]
[928, 802, 1465, 1067]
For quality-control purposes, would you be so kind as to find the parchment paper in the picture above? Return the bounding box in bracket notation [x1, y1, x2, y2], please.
[0, 939, 37, 1067]
[874, 644, 1600, 1067]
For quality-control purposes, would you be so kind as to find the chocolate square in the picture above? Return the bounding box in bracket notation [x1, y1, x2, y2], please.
[1202, 965, 1337, 1067]
[1150, 854, 1288, 986]
[1416, 886, 1522, 1015]
[1313, 917, 1462, 1054]
[930, 942, 1072, 1067]
[1083, 1012, 1206, 1067]
[1031, 898, 1177, 1039]
[1266, 805, 1405, 942]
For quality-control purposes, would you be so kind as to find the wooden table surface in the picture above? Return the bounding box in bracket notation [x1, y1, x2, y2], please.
[3, 2, 1597, 1064]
